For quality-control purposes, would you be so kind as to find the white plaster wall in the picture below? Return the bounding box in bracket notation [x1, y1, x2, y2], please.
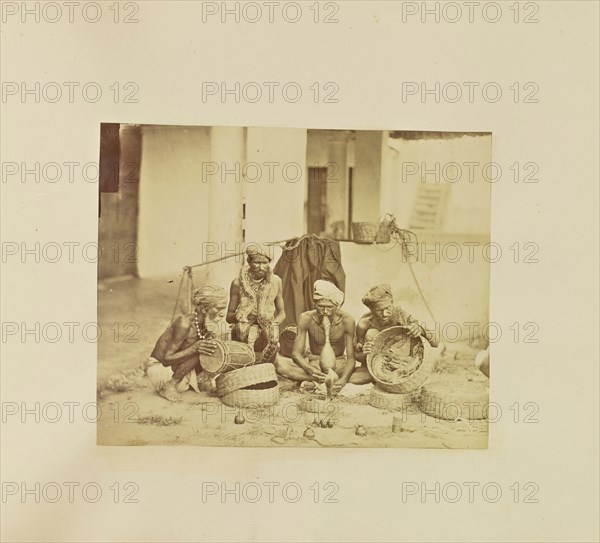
[137, 125, 211, 278]
[383, 134, 492, 234]
[244, 127, 307, 243]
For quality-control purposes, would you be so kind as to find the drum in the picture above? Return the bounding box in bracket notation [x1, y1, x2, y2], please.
[199, 339, 256, 374]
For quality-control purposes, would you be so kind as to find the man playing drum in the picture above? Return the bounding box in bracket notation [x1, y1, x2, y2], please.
[226, 246, 285, 364]
[148, 286, 228, 402]
[275, 280, 362, 394]
[354, 284, 438, 380]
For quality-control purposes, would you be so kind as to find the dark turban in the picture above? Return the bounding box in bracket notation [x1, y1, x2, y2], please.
[245, 245, 272, 262]
[362, 283, 393, 309]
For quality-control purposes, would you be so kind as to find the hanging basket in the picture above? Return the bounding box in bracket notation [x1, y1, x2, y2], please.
[375, 222, 392, 244]
[352, 221, 392, 244]
[352, 222, 378, 243]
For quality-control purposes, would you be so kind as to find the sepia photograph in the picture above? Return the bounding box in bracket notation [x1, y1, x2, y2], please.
[97, 124, 491, 448]
[2, 0, 599, 541]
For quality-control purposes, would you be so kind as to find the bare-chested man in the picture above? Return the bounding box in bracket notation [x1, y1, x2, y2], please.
[226, 246, 285, 363]
[354, 284, 438, 381]
[147, 285, 228, 402]
[275, 280, 360, 395]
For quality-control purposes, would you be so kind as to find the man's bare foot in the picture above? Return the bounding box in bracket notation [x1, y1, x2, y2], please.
[158, 381, 181, 402]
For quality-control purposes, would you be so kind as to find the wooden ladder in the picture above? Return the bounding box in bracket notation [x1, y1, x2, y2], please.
[408, 184, 450, 230]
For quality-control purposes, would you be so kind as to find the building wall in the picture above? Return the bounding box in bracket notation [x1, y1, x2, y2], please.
[244, 127, 307, 243]
[102, 127, 489, 329]
[352, 131, 384, 223]
[137, 125, 211, 278]
[98, 125, 140, 279]
[340, 233, 489, 340]
[383, 134, 492, 235]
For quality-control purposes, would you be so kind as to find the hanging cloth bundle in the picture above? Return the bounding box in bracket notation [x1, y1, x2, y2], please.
[170, 266, 195, 323]
[273, 234, 346, 328]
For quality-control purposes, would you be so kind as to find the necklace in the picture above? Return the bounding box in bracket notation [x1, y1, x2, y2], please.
[193, 312, 207, 340]
[248, 274, 265, 292]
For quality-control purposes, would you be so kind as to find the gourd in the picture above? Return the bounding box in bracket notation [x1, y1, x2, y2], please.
[320, 316, 338, 398]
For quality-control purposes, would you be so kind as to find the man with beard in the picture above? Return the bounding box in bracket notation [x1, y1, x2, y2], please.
[147, 285, 228, 402]
[226, 246, 285, 363]
[275, 280, 361, 394]
[354, 284, 438, 374]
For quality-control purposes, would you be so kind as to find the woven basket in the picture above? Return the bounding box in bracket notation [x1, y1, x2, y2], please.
[419, 380, 489, 420]
[220, 382, 280, 407]
[352, 222, 378, 243]
[367, 326, 432, 394]
[352, 221, 392, 244]
[368, 385, 419, 410]
[216, 364, 278, 398]
[375, 222, 392, 243]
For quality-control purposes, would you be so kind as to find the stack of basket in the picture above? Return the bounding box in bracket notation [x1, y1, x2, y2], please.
[215, 363, 280, 407]
[366, 326, 432, 411]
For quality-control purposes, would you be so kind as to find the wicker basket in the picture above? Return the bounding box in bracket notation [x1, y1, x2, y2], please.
[352, 221, 392, 244]
[216, 364, 278, 398]
[375, 222, 392, 243]
[368, 385, 419, 410]
[367, 326, 432, 394]
[352, 222, 378, 243]
[419, 380, 489, 420]
[220, 383, 280, 407]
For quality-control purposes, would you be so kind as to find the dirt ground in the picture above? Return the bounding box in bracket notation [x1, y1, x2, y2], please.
[97, 277, 489, 448]
[97, 345, 489, 449]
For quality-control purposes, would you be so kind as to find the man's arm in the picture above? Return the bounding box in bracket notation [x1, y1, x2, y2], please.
[152, 317, 191, 366]
[291, 313, 324, 380]
[405, 313, 438, 347]
[226, 279, 240, 324]
[333, 316, 357, 391]
[272, 276, 286, 325]
[354, 318, 370, 363]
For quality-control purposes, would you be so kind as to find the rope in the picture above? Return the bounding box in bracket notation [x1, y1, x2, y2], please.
[170, 266, 193, 323]
[173, 224, 438, 326]
[376, 214, 438, 324]
[186, 238, 295, 269]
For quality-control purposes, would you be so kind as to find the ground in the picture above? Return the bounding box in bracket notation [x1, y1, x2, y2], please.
[97, 277, 489, 448]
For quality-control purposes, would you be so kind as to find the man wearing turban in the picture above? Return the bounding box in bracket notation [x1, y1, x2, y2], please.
[355, 283, 438, 369]
[148, 285, 229, 402]
[275, 280, 361, 394]
[226, 245, 285, 364]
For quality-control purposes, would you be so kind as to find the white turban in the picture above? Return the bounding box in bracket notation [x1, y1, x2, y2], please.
[313, 280, 344, 307]
[192, 286, 227, 307]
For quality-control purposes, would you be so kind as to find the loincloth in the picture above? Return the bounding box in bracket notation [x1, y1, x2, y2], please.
[146, 357, 200, 393]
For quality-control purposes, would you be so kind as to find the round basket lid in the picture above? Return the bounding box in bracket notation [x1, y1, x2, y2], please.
[199, 340, 226, 373]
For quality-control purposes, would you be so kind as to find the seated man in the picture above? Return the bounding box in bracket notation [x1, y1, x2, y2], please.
[355, 284, 438, 375]
[275, 280, 361, 395]
[147, 285, 228, 402]
[226, 246, 285, 363]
